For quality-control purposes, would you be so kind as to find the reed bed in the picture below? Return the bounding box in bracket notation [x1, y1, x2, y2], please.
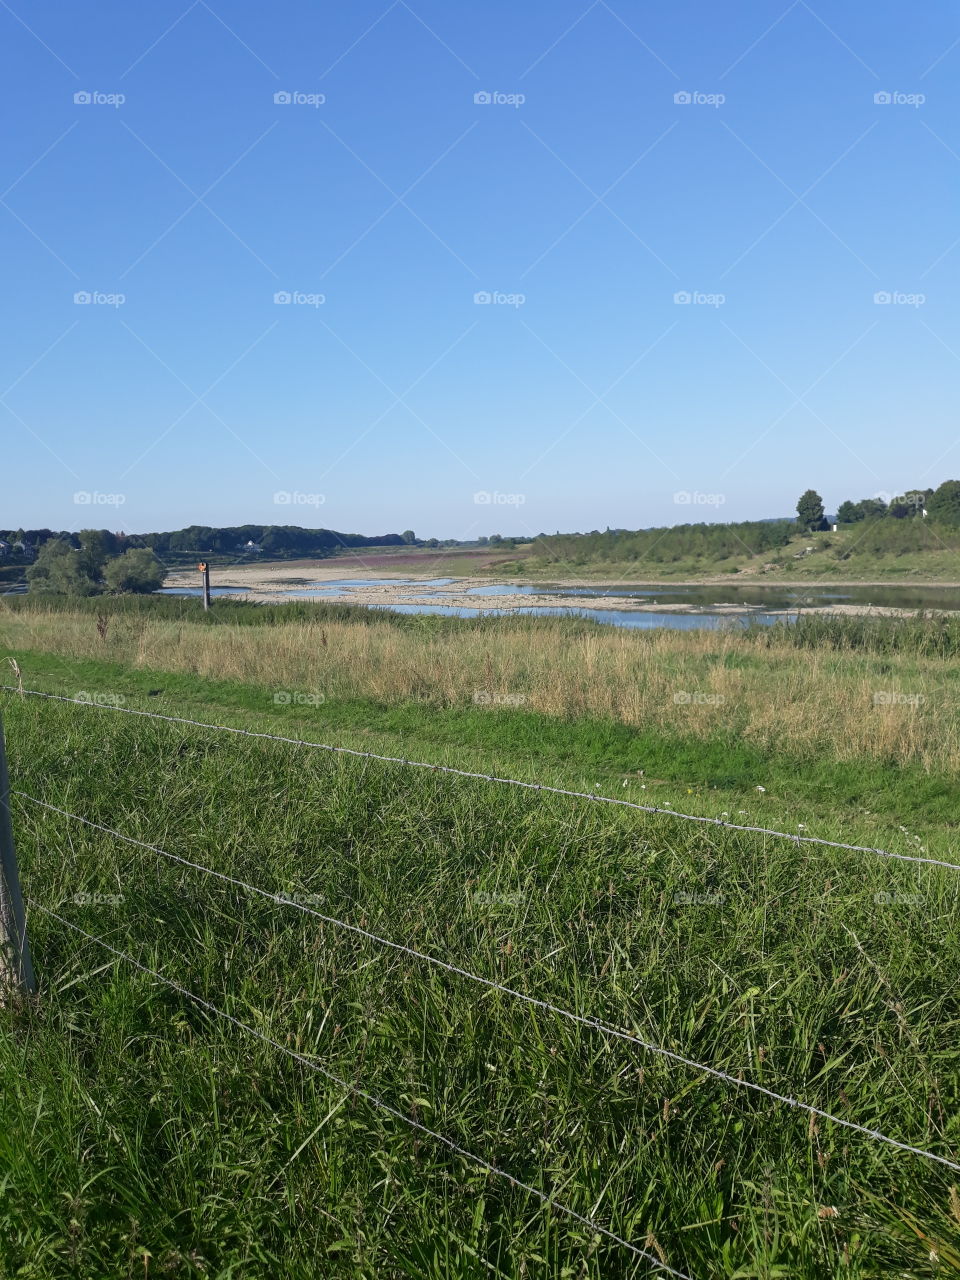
[2, 606, 954, 770]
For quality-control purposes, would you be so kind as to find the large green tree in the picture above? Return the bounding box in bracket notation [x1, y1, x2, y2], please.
[26, 539, 100, 596]
[796, 489, 827, 532]
[102, 548, 166, 594]
[927, 480, 960, 526]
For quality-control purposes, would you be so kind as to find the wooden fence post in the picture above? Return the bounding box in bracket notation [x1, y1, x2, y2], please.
[0, 712, 36, 994]
[199, 561, 211, 611]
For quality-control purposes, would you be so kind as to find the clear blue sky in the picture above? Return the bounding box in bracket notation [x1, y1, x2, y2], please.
[2, 0, 957, 539]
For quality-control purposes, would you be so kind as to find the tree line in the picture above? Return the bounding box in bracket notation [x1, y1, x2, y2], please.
[25, 531, 166, 596]
[795, 485, 945, 530]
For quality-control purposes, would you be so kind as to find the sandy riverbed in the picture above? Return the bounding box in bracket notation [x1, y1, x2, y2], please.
[162, 563, 960, 618]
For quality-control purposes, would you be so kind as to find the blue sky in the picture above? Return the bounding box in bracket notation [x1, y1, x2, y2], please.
[1, 0, 957, 538]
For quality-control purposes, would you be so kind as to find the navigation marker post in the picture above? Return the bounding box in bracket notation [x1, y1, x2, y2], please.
[198, 561, 211, 611]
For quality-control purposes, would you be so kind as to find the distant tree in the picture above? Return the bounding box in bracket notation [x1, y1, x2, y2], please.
[889, 488, 932, 518]
[855, 497, 887, 521]
[76, 528, 116, 578]
[836, 500, 862, 524]
[103, 548, 166, 593]
[26, 539, 100, 596]
[796, 490, 827, 532]
[927, 480, 960, 526]
[401, 529, 416, 544]
[425, 537, 439, 548]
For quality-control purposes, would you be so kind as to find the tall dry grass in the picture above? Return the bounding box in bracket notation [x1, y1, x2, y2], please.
[1, 608, 952, 768]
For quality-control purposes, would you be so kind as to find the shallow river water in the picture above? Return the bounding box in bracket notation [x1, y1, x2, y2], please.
[160, 578, 960, 631]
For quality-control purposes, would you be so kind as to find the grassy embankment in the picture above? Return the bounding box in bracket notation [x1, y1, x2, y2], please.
[526, 518, 960, 582]
[2, 597, 960, 1277]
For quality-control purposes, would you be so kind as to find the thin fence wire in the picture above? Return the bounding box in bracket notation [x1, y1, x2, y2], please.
[28, 901, 693, 1280]
[3, 686, 957, 873]
[17, 790, 960, 1174]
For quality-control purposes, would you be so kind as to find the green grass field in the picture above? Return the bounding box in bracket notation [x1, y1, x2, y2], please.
[2, 636, 960, 1278]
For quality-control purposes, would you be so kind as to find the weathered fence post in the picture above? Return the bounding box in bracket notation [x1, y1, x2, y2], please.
[0, 712, 35, 994]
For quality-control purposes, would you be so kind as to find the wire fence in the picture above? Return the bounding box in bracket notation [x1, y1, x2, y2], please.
[16, 787, 960, 1174]
[4, 683, 960, 1274]
[4, 686, 958, 873]
[28, 903, 692, 1279]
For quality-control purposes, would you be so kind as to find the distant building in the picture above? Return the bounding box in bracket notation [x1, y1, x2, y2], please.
[0, 540, 9, 556]
[241, 540, 263, 553]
